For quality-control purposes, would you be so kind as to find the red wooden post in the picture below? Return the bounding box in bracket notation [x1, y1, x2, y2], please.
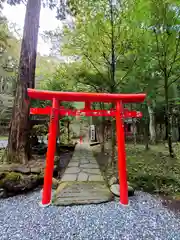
[41, 98, 59, 206]
[85, 101, 91, 110]
[116, 101, 128, 205]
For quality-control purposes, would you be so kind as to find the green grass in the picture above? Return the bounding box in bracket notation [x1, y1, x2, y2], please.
[0, 136, 8, 140]
[126, 143, 180, 198]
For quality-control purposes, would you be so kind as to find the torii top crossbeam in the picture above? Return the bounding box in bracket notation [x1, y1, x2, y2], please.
[27, 88, 146, 103]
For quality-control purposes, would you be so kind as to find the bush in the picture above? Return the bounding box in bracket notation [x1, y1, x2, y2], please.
[31, 124, 48, 139]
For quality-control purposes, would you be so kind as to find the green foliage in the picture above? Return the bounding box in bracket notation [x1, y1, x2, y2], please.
[32, 124, 48, 137]
[61, 0, 180, 102]
[0, 94, 14, 120]
[35, 55, 59, 88]
[36, 63, 84, 128]
[0, 20, 20, 123]
[62, 0, 137, 93]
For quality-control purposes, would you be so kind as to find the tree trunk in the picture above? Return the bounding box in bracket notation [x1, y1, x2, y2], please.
[164, 76, 174, 158]
[178, 108, 180, 142]
[99, 103, 105, 153]
[6, 0, 41, 164]
[130, 104, 137, 146]
[164, 114, 168, 140]
[159, 123, 163, 141]
[67, 121, 70, 143]
[109, 0, 116, 171]
[144, 118, 149, 151]
[178, 124, 180, 142]
[147, 103, 156, 144]
[99, 120, 105, 153]
[132, 118, 137, 146]
[111, 119, 116, 168]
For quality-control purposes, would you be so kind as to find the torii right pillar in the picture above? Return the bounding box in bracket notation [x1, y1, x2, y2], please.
[116, 101, 128, 205]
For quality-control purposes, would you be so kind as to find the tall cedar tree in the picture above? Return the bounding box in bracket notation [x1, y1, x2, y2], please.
[6, 0, 41, 163]
[5, 0, 69, 163]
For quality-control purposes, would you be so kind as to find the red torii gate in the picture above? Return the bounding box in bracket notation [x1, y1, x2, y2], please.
[27, 88, 146, 206]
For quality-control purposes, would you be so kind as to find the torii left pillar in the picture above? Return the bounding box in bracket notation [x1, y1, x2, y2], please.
[41, 98, 59, 206]
[116, 101, 128, 205]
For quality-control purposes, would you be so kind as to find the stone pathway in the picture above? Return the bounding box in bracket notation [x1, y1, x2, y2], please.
[53, 142, 112, 205]
[61, 142, 104, 182]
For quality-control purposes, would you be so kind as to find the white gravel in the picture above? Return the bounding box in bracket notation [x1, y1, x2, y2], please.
[0, 190, 180, 240]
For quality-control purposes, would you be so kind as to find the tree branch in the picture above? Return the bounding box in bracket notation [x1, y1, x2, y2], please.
[83, 53, 107, 83]
[168, 75, 180, 88]
[153, 29, 164, 71]
[83, 82, 99, 92]
[167, 32, 180, 78]
[114, 57, 137, 88]
[102, 52, 111, 66]
[100, 39, 112, 66]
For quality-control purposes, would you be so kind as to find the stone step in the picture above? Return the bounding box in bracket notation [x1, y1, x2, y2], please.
[53, 182, 113, 206]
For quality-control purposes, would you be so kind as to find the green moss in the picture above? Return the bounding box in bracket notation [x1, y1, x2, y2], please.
[0, 172, 22, 188]
[3, 172, 23, 182]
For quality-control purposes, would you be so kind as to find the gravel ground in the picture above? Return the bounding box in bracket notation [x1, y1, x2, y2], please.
[0, 191, 180, 240]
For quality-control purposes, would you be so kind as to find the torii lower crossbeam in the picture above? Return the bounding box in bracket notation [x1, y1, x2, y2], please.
[27, 88, 146, 207]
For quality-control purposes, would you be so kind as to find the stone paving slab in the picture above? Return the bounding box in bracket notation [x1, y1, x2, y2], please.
[77, 172, 88, 181]
[61, 174, 77, 181]
[61, 142, 104, 182]
[53, 182, 113, 206]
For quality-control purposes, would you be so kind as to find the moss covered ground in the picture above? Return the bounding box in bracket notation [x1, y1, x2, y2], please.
[93, 143, 180, 199]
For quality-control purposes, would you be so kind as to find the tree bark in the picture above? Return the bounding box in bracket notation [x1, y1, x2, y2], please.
[147, 103, 156, 144]
[99, 102, 105, 153]
[6, 0, 41, 164]
[67, 121, 70, 143]
[159, 123, 162, 141]
[178, 107, 180, 142]
[164, 75, 174, 158]
[144, 117, 149, 150]
[164, 114, 168, 140]
[178, 123, 180, 142]
[111, 119, 116, 169]
[132, 118, 137, 146]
